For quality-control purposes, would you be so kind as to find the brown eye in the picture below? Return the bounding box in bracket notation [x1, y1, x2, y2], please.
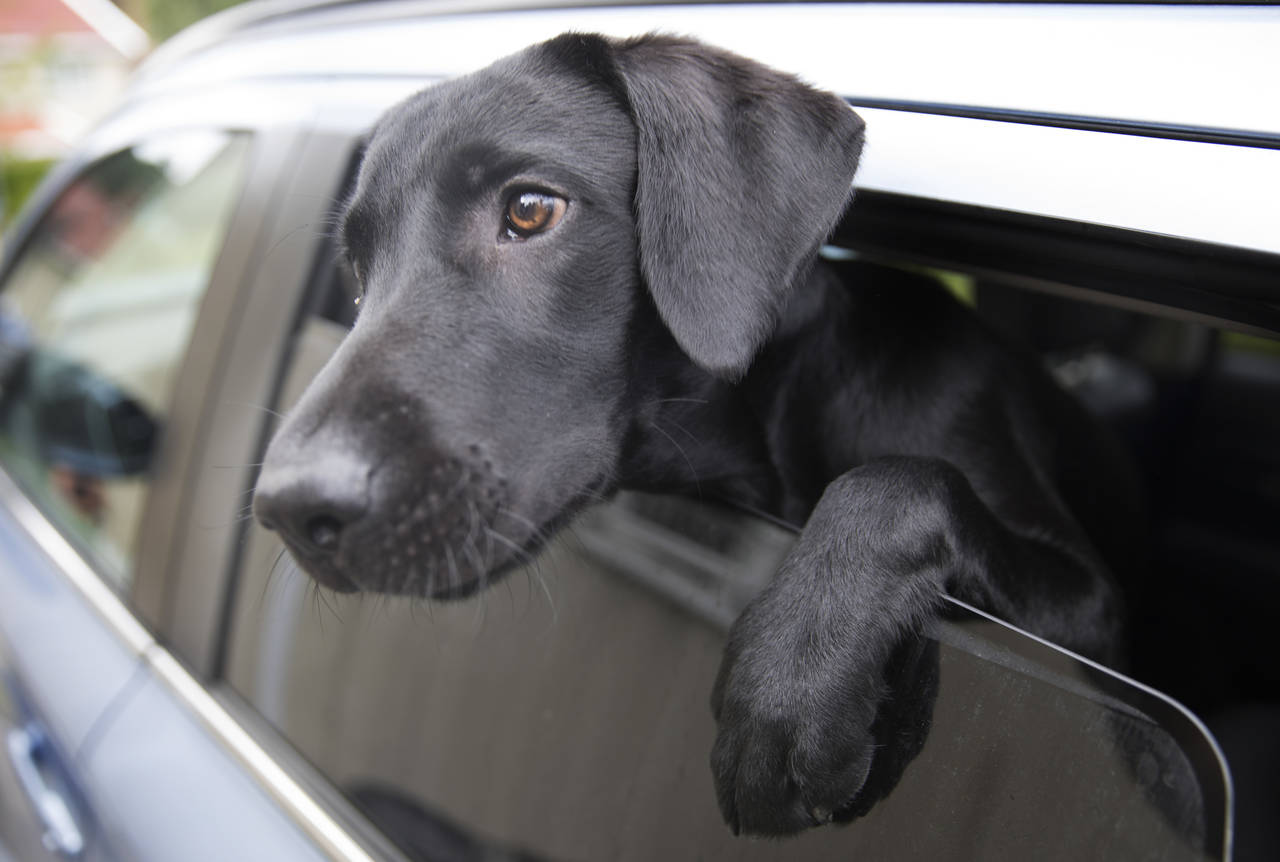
[503, 191, 566, 239]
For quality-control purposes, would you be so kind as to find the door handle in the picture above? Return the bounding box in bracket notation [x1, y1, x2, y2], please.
[6, 724, 86, 857]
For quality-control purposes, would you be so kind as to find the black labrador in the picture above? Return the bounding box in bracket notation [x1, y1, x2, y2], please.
[254, 33, 1142, 837]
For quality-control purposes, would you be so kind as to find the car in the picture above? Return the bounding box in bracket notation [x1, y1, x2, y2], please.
[1, 1, 1276, 860]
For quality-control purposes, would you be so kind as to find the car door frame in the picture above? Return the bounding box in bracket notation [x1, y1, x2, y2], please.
[0, 82, 408, 861]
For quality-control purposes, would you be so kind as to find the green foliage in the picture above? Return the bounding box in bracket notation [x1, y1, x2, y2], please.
[1222, 331, 1280, 357]
[1, 156, 55, 228]
[143, 0, 250, 41]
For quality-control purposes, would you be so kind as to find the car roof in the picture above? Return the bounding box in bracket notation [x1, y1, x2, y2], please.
[135, 1, 1279, 133]
[103, 1, 1280, 259]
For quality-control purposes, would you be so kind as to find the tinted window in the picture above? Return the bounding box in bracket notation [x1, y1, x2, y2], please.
[0, 131, 249, 588]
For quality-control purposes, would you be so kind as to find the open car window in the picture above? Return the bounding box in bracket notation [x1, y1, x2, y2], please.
[220, 160, 1233, 857]
[228, 478, 1229, 861]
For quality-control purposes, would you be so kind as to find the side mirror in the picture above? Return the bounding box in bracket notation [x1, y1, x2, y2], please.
[25, 351, 160, 478]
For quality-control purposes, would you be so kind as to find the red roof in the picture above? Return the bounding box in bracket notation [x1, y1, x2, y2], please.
[0, 113, 42, 135]
[0, 0, 95, 36]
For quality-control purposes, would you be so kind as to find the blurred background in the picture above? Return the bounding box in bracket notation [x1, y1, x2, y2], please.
[1, 0, 245, 228]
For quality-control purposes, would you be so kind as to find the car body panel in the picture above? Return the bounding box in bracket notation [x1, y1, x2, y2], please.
[75, 668, 331, 862]
[0, 477, 146, 752]
[0, 464, 378, 861]
[129, 2, 1280, 254]
[137, 2, 1280, 134]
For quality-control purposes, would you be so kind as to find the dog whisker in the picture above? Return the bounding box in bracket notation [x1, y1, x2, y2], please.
[462, 500, 481, 561]
[554, 519, 590, 563]
[483, 526, 535, 569]
[224, 399, 286, 420]
[650, 419, 701, 495]
[473, 501, 496, 568]
[502, 571, 517, 617]
[494, 511, 558, 613]
[306, 581, 323, 636]
[318, 584, 344, 624]
[484, 523, 554, 621]
[527, 564, 558, 625]
[468, 556, 489, 628]
[442, 469, 473, 506]
[493, 507, 550, 545]
[461, 504, 491, 612]
[483, 524, 549, 620]
[482, 525, 522, 554]
[262, 544, 293, 604]
[443, 544, 459, 596]
[656, 413, 701, 446]
[196, 503, 261, 531]
[395, 554, 417, 597]
[264, 222, 328, 261]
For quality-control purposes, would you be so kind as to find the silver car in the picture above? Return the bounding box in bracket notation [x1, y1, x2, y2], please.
[2, 2, 1277, 860]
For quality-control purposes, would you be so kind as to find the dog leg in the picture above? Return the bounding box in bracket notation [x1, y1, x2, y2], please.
[709, 455, 1123, 836]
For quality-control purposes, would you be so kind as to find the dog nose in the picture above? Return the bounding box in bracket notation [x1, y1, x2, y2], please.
[253, 454, 370, 555]
[303, 513, 343, 551]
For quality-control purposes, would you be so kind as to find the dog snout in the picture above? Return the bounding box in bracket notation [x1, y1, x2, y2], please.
[254, 449, 372, 559]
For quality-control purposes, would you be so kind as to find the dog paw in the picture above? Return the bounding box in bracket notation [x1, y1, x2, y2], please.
[709, 600, 940, 837]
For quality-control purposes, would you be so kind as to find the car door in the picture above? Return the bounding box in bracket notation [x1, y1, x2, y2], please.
[0, 121, 365, 861]
[3, 5, 1265, 859]
[194, 123, 1232, 862]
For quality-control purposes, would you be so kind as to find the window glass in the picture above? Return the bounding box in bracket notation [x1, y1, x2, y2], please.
[0, 131, 250, 589]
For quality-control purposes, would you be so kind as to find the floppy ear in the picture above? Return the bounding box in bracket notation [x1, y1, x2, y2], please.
[611, 35, 865, 379]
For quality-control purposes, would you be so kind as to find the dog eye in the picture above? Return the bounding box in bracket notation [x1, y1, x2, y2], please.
[503, 191, 566, 239]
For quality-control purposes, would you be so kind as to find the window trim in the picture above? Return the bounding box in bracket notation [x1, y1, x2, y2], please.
[147, 127, 365, 678]
[843, 95, 1280, 151]
[125, 122, 310, 650]
[838, 190, 1280, 337]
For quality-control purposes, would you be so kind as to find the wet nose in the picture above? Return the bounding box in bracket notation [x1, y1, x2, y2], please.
[253, 452, 371, 556]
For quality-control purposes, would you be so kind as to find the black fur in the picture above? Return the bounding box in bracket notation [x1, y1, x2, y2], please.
[254, 33, 1141, 837]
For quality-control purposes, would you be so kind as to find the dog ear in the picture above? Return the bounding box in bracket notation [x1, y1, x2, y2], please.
[611, 35, 865, 379]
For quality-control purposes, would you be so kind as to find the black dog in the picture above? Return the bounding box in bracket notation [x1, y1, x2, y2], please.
[254, 33, 1141, 837]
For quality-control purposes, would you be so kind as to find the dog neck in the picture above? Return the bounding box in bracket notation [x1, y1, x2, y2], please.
[618, 261, 873, 525]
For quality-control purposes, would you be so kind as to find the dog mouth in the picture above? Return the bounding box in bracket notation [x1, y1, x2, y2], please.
[272, 459, 609, 600]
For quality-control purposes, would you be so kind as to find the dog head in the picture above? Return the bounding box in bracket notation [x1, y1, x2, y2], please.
[253, 33, 863, 597]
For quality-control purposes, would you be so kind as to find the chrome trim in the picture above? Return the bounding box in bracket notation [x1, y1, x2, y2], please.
[843, 95, 1280, 151]
[0, 468, 152, 657]
[144, 649, 378, 862]
[0, 466, 376, 862]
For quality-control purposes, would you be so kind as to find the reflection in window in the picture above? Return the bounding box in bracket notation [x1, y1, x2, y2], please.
[0, 131, 249, 589]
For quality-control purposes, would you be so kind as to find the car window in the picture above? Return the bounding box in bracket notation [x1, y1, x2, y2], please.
[0, 131, 250, 589]
[223, 170, 1229, 860]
